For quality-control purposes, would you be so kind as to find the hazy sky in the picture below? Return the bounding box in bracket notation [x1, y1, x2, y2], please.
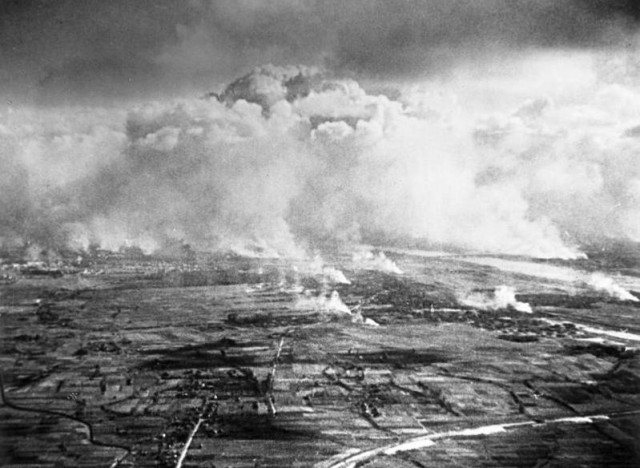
[2, 0, 639, 105]
[3, 1, 640, 258]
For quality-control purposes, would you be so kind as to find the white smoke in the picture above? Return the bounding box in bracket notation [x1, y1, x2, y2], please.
[586, 273, 639, 302]
[322, 266, 351, 285]
[461, 256, 640, 303]
[461, 286, 533, 313]
[294, 290, 351, 315]
[352, 249, 403, 274]
[4, 55, 640, 259]
[350, 306, 380, 327]
[307, 255, 351, 284]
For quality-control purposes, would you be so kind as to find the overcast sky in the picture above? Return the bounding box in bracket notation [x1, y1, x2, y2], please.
[1, 0, 639, 105]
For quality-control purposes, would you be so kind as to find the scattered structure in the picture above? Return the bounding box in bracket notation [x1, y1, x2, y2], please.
[1, 252, 639, 466]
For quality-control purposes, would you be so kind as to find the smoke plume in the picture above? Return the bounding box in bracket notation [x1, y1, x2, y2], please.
[586, 273, 639, 302]
[352, 249, 404, 275]
[3, 57, 640, 259]
[294, 290, 351, 315]
[461, 286, 533, 313]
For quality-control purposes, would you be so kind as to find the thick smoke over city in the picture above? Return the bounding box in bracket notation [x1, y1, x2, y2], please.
[1, 1, 640, 259]
[2, 56, 640, 259]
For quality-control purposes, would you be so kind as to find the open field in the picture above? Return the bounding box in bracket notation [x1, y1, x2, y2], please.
[1, 250, 640, 467]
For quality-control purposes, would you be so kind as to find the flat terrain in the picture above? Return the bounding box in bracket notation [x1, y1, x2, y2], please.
[1, 251, 640, 467]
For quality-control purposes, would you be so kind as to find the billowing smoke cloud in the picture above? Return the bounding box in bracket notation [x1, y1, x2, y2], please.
[3, 56, 640, 259]
[0, 107, 128, 252]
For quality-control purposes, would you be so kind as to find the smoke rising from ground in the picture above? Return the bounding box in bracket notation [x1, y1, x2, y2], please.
[3, 54, 640, 259]
[295, 290, 351, 315]
[587, 273, 639, 302]
[352, 250, 404, 275]
[461, 286, 533, 313]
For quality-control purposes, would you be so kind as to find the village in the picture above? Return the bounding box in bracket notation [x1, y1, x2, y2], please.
[1, 249, 639, 467]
